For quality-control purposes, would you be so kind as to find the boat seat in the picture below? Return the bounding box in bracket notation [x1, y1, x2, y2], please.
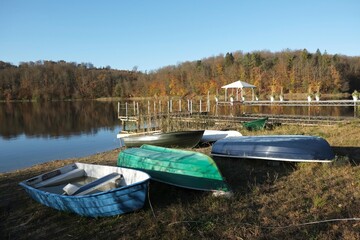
[64, 172, 122, 196]
[34, 168, 85, 188]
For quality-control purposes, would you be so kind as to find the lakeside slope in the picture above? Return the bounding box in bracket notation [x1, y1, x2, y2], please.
[1, 122, 360, 239]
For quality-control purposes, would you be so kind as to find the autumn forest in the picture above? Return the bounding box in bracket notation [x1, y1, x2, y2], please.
[1, 49, 360, 101]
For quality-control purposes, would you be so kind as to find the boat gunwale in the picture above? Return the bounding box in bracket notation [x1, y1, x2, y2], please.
[211, 153, 333, 163]
[118, 165, 230, 193]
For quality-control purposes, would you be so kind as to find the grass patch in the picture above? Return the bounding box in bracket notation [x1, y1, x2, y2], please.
[1, 122, 360, 239]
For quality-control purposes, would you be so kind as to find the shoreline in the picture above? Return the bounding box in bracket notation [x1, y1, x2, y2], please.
[0, 148, 121, 176]
[0, 92, 352, 103]
[2, 119, 360, 175]
[1, 122, 360, 239]
[0, 144, 119, 175]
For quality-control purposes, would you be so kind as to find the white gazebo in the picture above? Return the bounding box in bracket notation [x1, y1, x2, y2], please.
[221, 80, 256, 101]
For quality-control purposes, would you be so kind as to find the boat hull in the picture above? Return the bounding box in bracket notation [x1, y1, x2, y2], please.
[118, 144, 229, 192]
[211, 135, 335, 162]
[122, 130, 204, 148]
[200, 130, 242, 143]
[19, 163, 150, 217]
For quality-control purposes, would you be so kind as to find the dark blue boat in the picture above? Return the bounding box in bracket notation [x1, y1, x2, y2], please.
[211, 135, 335, 162]
[19, 163, 150, 217]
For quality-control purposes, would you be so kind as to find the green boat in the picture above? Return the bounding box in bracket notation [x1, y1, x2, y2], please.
[117, 145, 230, 193]
[242, 117, 268, 131]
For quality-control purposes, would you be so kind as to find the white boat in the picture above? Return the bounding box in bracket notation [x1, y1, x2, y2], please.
[200, 130, 242, 143]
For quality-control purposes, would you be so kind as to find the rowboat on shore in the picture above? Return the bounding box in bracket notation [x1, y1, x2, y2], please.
[19, 163, 150, 217]
[118, 130, 204, 148]
[242, 117, 268, 131]
[211, 135, 335, 163]
[200, 130, 242, 143]
[118, 144, 230, 194]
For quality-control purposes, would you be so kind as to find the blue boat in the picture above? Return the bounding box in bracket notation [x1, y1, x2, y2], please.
[211, 135, 335, 163]
[19, 163, 150, 217]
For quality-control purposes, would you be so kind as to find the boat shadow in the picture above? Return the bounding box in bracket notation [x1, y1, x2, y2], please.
[138, 145, 360, 209]
[332, 146, 360, 164]
[147, 181, 206, 207]
[213, 156, 296, 193]
[146, 157, 296, 209]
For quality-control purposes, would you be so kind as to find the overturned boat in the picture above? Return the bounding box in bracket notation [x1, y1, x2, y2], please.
[242, 117, 268, 131]
[119, 130, 204, 148]
[211, 135, 335, 163]
[200, 130, 242, 143]
[19, 163, 150, 217]
[118, 144, 230, 193]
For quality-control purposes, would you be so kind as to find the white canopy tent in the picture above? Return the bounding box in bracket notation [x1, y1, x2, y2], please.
[221, 80, 256, 101]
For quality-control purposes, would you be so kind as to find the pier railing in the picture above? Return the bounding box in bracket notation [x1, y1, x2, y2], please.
[228, 99, 358, 107]
[117, 98, 359, 129]
[117, 99, 210, 120]
[117, 99, 211, 132]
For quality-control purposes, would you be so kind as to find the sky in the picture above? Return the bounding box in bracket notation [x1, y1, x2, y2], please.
[1, 0, 359, 72]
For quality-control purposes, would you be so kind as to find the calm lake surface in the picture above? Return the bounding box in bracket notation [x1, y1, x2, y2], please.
[0, 101, 121, 173]
[1, 99, 356, 173]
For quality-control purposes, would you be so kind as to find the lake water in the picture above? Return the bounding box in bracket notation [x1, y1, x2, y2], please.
[0, 101, 121, 173]
[1, 100, 356, 173]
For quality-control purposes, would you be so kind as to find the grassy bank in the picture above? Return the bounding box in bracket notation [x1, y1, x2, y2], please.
[1, 122, 360, 239]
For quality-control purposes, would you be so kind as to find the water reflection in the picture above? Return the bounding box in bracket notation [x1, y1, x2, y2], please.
[0, 101, 121, 173]
[0, 101, 119, 139]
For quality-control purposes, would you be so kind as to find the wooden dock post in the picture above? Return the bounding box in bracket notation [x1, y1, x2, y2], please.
[125, 102, 128, 117]
[355, 100, 358, 118]
[207, 91, 210, 112]
[190, 100, 193, 114]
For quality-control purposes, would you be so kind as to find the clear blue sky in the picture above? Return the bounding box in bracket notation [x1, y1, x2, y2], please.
[1, 0, 359, 72]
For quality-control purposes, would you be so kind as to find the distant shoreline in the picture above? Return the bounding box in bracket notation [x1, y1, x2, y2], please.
[0, 93, 351, 103]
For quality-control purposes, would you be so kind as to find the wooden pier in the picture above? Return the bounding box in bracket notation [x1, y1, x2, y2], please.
[118, 98, 359, 129]
[218, 99, 359, 107]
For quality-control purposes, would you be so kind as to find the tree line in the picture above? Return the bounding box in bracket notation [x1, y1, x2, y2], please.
[1, 49, 360, 101]
[0, 61, 140, 101]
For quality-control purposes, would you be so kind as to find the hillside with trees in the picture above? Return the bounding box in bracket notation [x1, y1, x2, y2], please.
[1, 49, 360, 101]
[0, 61, 140, 101]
